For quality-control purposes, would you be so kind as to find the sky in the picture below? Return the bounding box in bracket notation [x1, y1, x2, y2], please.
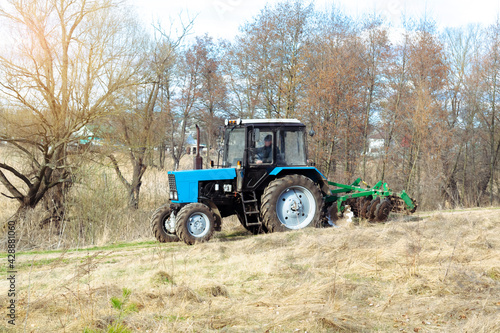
[131, 0, 500, 40]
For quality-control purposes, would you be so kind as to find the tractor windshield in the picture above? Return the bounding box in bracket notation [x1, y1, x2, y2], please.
[223, 127, 245, 167]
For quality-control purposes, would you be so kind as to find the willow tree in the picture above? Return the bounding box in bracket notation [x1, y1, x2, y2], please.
[0, 0, 142, 223]
[104, 21, 194, 209]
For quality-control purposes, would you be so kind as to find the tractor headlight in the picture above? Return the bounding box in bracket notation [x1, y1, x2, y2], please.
[173, 192, 178, 200]
[169, 191, 174, 200]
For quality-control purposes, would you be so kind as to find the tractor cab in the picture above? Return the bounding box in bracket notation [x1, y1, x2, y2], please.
[222, 118, 313, 194]
[223, 118, 307, 169]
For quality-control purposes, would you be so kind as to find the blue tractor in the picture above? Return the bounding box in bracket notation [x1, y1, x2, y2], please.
[151, 119, 331, 245]
[151, 118, 417, 245]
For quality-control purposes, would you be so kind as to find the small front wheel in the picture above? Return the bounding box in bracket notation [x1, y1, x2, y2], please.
[175, 203, 215, 245]
[151, 204, 180, 243]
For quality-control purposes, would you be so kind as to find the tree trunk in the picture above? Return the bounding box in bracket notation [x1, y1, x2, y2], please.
[159, 142, 166, 170]
[41, 145, 71, 228]
[128, 151, 147, 209]
[362, 83, 375, 180]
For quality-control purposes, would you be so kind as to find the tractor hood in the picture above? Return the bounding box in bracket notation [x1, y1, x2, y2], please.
[168, 168, 237, 203]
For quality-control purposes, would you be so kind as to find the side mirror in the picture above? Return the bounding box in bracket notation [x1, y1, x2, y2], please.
[309, 129, 315, 137]
[210, 160, 214, 168]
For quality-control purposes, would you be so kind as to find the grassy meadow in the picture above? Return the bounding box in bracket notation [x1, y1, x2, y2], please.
[0, 148, 499, 332]
[0, 209, 499, 332]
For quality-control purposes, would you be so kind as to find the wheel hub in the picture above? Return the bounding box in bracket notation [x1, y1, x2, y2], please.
[289, 199, 302, 212]
[164, 212, 176, 234]
[276, 187, 315, 229]
[187, 213, 209, 237]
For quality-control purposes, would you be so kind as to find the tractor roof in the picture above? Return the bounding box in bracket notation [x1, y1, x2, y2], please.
[225, 118, 304, 126]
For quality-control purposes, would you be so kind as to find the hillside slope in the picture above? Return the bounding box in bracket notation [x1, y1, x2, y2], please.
[1, 209, 499, 332]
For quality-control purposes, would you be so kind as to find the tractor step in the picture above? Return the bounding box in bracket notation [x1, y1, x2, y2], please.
[241, 191, 262, 227]
[246, 221, 262, 226]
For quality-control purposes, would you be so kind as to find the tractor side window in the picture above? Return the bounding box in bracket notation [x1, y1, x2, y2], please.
[250, 130, 273, 165]
[279, 130, 306, 166]
[224, 128, 245, 167]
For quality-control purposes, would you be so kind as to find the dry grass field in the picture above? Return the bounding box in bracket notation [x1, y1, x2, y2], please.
[1, 208, 499, 333]
[1, 147, 499, 332]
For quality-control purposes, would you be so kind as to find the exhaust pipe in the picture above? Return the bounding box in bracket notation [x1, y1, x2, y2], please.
[194, 124, 203, 170]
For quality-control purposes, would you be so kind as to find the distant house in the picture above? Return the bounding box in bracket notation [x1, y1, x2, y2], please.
[73, 126, 102, 146]
[185, 133, 206, 155]
[367, 133, 385, 157]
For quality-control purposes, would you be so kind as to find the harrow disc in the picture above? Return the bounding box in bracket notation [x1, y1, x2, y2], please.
[367, 197, 381, 221]
[360, 197, 372, 219]
[409, 197, 418, 213]
[375, 199, 392, 222]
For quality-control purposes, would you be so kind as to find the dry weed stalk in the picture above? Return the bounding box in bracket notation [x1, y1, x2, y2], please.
[443, 233, 462, 283]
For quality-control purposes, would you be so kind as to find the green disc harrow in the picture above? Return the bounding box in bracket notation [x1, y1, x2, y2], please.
[324, 178, 418, 223]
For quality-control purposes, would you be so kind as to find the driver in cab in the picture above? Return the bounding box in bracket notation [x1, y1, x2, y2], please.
[256, 134, 272, 165]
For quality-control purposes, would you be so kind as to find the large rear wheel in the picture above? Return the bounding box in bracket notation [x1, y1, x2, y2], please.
[261, 175, 323, 232]
[176, 203, 215, 245]
[150, 204, 180, 243]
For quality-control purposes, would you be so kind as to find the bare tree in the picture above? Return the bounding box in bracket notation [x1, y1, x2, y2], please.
[190, 35, 227, 168]
[222, 37, 262, 118]
[379, 26, 411, 187]
[0, 0, 141, 222]
[359, 16, 390, 180]
[301, 11, 365, 180]
[104, 20, 193, 209]
[440, 25, 480, 206]
[478, 21, 500, 205]
[165, 43, 203, 170]
[233, 1, 313, 118]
